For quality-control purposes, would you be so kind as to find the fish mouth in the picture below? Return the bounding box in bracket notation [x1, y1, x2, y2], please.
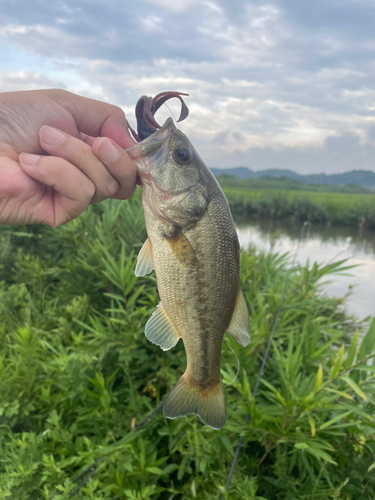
[126, 117, 176, 177]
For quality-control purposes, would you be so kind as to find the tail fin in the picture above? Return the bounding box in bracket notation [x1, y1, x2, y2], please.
[163, 374, 225, 430]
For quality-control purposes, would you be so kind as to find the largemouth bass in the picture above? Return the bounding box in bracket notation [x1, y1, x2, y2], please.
[127, 116, 250, 430]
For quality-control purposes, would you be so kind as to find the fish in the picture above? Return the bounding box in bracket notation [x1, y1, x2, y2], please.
[126, 99, 250, 430]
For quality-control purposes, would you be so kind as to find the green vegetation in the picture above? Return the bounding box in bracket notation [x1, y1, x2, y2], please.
[1, 192, 375, 499]
[217, 176, 375, 229]
[210, 168, 375, 191]
[217, 175, 374, 194]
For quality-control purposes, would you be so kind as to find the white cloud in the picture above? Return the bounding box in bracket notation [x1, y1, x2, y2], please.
[246, 4, 280, 29]
[141, 0, 201, 12]
[0, 0, 375, 173]
[138, 15, 164, 33]
[0, 70, 64, 92]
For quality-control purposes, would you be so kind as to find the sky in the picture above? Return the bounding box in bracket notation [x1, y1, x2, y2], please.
[0, 0, 375, 174]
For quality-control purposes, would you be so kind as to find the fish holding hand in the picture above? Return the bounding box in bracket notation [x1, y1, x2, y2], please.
[126, 92, 250, 430]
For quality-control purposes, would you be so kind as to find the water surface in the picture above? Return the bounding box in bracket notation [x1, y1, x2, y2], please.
[236, 219, 375, 319]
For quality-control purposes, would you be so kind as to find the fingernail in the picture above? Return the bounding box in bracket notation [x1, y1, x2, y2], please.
[20, 153, 40, 166]
[97, 138, 119, 163]
[40, 126, 66, 147]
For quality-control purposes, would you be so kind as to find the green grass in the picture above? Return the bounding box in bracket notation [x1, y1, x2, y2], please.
[218, 178, 375, 229]
[217, 175, 374, 194]
[1, 192, 375, 499]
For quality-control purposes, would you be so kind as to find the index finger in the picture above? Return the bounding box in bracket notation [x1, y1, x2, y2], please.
[61, 91, 135, 148]
[92, 137, 137, 200]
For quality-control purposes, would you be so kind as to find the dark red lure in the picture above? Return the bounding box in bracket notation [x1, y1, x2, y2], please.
[129, 91, 189, 142]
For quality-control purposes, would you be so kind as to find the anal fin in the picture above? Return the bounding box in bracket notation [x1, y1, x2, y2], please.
[145, 302, 181, 351]
[226, 288, 250, 347]
[135, 238, 154, 277]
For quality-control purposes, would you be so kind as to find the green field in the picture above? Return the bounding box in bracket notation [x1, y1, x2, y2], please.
[1, 194, 375, 499]
[218, 177, 375, 229]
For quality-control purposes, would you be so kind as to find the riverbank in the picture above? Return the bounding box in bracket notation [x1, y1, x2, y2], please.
[1, 196, 375, 499]
[218, 177, 375, 229]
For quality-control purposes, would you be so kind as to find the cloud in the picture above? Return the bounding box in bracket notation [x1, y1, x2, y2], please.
[141, 0, 201, 13]
[208, 131, 375, 174]
[138, 15, 164, 33]
[0, 0, 374, 173]
[0, 70, 64, 92]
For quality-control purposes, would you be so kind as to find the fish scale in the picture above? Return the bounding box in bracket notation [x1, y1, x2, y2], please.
[127, 117, 250, 429]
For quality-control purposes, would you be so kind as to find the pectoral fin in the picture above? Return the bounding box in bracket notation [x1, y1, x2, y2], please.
[166, 232, 197, 266]
[145, 302, 181, 351]
[226, 288, 250, 347]
[135, 238, 154, 277]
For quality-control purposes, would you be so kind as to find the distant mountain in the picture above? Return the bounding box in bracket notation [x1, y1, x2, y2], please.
[209, 167, 375, 189]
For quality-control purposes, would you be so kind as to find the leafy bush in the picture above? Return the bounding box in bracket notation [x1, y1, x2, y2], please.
[0, 192, 375, 499]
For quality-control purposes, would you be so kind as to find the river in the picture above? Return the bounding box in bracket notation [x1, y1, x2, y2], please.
[236, 219, 375, 320]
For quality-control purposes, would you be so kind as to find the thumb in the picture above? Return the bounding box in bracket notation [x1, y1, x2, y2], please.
[61, 91, 136, 148]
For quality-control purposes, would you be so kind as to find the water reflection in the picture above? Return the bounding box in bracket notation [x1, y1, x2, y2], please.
[236, 218, 375, 319]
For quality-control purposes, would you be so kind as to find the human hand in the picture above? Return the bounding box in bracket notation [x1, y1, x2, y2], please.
[0, 89, 137, 226]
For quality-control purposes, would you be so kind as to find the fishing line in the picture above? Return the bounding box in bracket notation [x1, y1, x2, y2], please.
[48, 222, 310, 500]
[223, 339, 241, 388]
[164, 102, 184, 132]
[220, 221, 310, 499]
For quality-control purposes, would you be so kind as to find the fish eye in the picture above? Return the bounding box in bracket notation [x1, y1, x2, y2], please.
[173, 146, 191, 164]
